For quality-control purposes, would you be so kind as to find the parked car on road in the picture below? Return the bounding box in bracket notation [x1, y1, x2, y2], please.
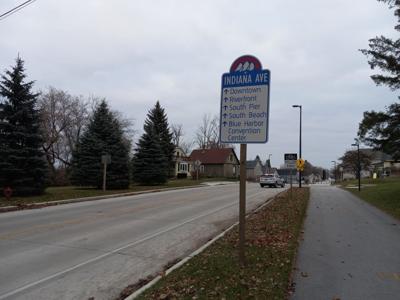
[260, 174, 285, 188]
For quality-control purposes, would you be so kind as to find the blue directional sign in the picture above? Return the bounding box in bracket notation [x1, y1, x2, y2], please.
[220, 55, 270, 143]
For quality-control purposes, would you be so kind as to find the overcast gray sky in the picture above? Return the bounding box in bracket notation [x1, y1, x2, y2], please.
[0, 0, 397, 168]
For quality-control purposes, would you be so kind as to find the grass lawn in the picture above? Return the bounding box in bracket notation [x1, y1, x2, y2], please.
[128, 187, 309, 300]
[0, 178, 237, 208]
[341, 177, 400, 219]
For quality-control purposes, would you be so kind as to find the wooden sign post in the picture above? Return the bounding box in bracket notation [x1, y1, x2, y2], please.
[101, 154, 111, 191]
[219, 55, 271, 266]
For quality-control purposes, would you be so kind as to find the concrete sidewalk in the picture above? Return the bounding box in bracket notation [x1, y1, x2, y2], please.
[291, 185, 400, 300]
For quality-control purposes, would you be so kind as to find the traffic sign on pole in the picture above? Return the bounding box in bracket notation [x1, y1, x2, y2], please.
[220, 55, 270, 144]
[220, 55, 271, 267]
[284, 153, 297, 199]
[284, 153, 297, 169]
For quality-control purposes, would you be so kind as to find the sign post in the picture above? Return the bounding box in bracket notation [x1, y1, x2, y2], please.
[284, 153, 297, 200]
[290, 168, 293, 199]
[296, 159, 305, 187]
[194, 160, 201, 181]
[101, 154, 111, 191]
[239, 144, 247, 264]
[220, 55, 270, 266]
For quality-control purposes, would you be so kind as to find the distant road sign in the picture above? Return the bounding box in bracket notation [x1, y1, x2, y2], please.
[194, 160, 201, 169]
[284, 153, 297, 169]
[284, 153, 297, 161]
[219, 55, 270, 144]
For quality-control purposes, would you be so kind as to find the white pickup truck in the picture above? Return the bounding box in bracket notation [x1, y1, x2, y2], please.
[259, 174, 285, 188]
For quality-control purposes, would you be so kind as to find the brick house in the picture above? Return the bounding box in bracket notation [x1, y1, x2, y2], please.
[189, 148, 239, 178]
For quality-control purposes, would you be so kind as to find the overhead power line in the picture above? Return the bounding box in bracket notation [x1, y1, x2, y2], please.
[0, 0, 37, 21]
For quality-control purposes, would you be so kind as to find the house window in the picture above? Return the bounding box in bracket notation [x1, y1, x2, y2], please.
[200, 165, 205, 173]
[229, 154, 233, 162]
[179, 162, 188, 172]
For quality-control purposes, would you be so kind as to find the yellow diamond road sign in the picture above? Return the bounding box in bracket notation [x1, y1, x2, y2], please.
[296, 159, 305, 171]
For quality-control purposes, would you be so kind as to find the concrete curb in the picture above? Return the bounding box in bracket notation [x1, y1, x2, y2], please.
[0, 184, 207, 213]
[123, 190, 285, 300]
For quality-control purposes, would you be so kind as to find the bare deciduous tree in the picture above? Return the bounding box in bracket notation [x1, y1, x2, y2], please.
[39, 91, 105, 182]
[111, 109, 136, 153]
[39, 88, 136, 185]
[195, 114, 219, 149]
[194, 114, 235, 149]
[38, 88, 91, 183]
[339, 150, 372, 178]
[171, 123, 184, 146]
[180, 140, 195, 156]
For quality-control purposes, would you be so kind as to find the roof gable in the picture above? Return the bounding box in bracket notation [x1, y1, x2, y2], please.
[174, 146, 188, 157]
[246, 159, 262, 169]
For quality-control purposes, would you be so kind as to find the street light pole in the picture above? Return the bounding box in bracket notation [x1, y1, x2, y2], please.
[352, 142, 361, 192]
[292, 105, 302, 188]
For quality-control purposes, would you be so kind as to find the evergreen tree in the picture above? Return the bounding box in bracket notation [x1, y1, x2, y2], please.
[132, 125, 168, 185]
[0, 57, 47, 195]
[70, 100, 130, 189]
[146, 101, 175, 176]
[360, 0, 400, 90]
[358, 102, 400, 159]
[358, 0, 400, 158]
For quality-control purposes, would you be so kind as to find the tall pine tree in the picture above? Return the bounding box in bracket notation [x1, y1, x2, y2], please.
[0, 57, 47, 196]
[360, 0, 400, 90]
[132, 101, 173, 184]
[70, 100, 130, 189]
[132, 125, 168, 185]
[358, 0, 400, 158]
[147, 101, 175, 176]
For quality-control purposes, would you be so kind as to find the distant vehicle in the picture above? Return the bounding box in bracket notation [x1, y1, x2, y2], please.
[260, 174, 285, 188]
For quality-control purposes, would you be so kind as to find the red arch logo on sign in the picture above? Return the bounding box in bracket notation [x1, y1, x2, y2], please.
[229, 55, 262, 73]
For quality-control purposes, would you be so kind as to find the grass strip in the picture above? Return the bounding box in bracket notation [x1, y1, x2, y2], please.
[0, 178, 237, 208]
[133, 187, 309, 300]
[341, 177, 400, 219]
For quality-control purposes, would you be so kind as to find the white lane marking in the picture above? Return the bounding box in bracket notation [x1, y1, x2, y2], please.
[0, 186, 273, 300]
[0, 188, 272, 299]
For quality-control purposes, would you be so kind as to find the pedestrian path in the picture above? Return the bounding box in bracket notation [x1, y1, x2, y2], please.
[291, 185, 400, 300]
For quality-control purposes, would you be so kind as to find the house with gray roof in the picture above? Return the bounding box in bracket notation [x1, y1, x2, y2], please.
[246, 155, 263, 181]
[367, 149, 400, 176]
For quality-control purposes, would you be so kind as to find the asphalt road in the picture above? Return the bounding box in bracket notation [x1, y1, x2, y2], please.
[292, 184, 400, 300]
[0, 182, 285, 300]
